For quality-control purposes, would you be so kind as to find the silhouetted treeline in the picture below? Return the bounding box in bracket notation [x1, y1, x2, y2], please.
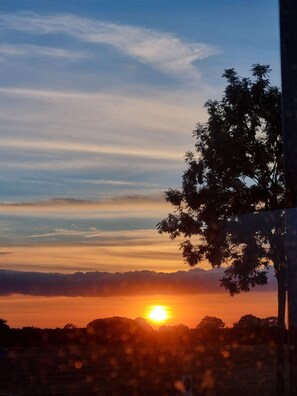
[0, 316, 286, 347]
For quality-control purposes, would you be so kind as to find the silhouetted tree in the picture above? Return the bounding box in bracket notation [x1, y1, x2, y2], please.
[263, 316, 278, 328]
[233, 314, 263, 328]
[0, 318, 10, 331]
[135, 317, 153, 332]
[233, 314, 278, 329]
[197, 315, 225, 330]
[157, 65, 285, 327]
[87, 317, 151, 343]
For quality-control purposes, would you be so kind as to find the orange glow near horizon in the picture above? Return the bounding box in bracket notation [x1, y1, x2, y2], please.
[0, 292, 276, 329]
[147, 305, 170, 324]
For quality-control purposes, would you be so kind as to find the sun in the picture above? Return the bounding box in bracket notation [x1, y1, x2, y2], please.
[147, 305, 169, 324]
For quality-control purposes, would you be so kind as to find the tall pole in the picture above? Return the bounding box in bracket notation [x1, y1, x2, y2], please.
[280, 0, 297, 395]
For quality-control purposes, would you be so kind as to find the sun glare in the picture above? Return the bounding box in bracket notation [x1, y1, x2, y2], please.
[147, 305, 169, 323]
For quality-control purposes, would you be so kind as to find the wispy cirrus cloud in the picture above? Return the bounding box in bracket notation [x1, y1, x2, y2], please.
[29, 226, 162, 240]
[0, 137, 182, 161]
[0, 44, 90, 61]
[0, 235, 184, 273]
[0, 196, 169, 219]
[0, 85, 206, 135]
[0, 12, 217, 80]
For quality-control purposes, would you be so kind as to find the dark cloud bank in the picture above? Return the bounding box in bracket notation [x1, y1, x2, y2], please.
[0, 268, 277, 297]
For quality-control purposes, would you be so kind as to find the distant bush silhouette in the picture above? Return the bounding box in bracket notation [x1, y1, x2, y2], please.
[197, 316, 225, 330]
[0, 318, 10, 331]
[233, 314, 278, 328]
[87, 317, 152, 343]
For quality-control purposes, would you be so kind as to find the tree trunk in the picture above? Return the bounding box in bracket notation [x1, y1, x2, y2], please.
[277, 269, 286, 328]
[280, 0, 297, 394]
[276, 270, 287, 396]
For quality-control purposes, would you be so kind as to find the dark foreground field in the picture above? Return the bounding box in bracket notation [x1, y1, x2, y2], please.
[0, 343, 278, 396]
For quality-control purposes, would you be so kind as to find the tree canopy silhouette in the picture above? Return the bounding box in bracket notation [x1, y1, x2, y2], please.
[0, 318, 9, 331]
[157, 65, 286, 326]
[233, 314, 278, 329]
[197, 316, 225, 330]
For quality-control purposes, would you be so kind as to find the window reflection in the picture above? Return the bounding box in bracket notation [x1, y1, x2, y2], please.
[0, 1, 290, 395]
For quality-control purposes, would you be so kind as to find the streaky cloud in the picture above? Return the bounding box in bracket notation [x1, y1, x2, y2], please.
[0, 195, 166, 211]
[0, 44, 89, 61]
[0, 12, 217, 80]
[0, 268, 276, 297]
[0, 195, 170, 220]
[0, 136, 182, 161]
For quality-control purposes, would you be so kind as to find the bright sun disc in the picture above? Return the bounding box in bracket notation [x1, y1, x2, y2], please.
[148, 305, 169, 323]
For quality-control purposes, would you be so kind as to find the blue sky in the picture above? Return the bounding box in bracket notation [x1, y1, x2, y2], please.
[0, 0, 280, 287]
[0, 0, 280, 262]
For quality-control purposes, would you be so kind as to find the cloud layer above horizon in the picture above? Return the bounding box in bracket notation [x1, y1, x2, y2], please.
[0, 268, 276, 297]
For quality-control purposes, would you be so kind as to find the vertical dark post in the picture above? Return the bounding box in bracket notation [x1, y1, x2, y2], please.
[280, 0, 297, 395]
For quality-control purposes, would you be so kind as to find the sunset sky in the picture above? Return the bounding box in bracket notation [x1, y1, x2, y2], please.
[0, 0, 280, 328]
